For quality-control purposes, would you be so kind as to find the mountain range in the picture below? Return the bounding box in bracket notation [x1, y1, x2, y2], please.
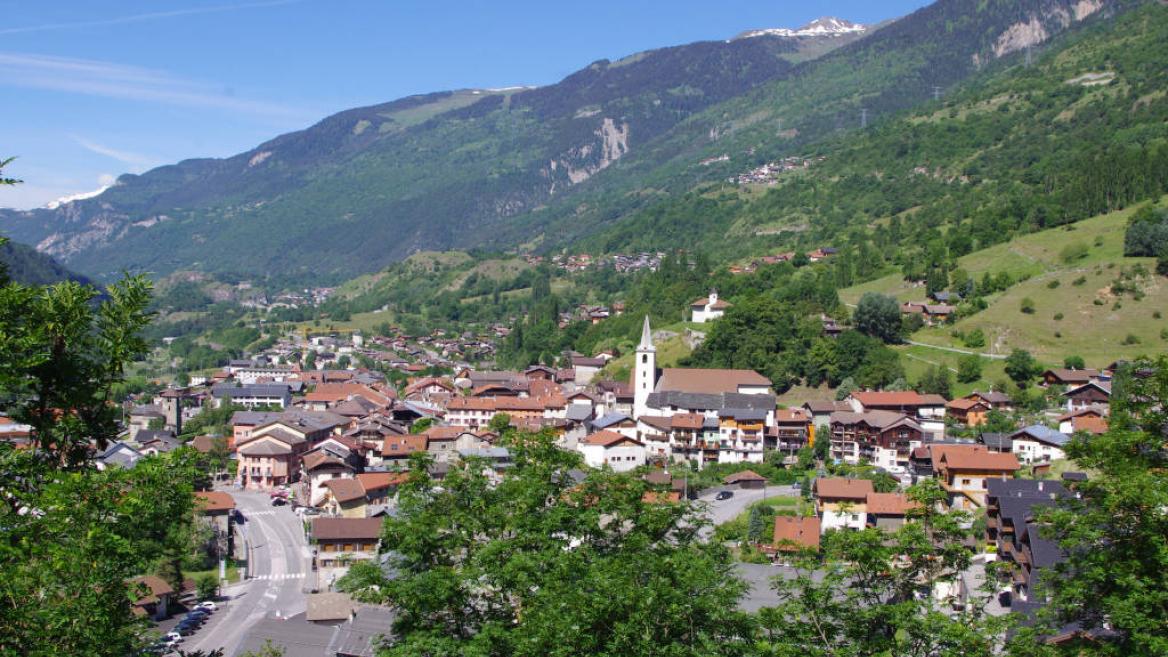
[0, 0, 1134, 288]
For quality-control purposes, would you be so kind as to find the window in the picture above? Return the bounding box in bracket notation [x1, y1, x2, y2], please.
[962, 479, 972, 487]
[641, 355, 647, 364]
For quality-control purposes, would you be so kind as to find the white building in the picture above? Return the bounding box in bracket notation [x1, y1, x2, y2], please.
[633, 316, 657, 420]
[1009, 425, 1069, 464]
[690, 289, 731, 323]
[577, 430, 646, 472]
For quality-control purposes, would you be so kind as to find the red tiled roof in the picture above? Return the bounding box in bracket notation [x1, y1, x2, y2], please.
[936, 445, 1020, 472]
[655, 368, 771, 395]
[670, 413, 705, 430]
[311, 517, 382, 541]
[772, 516, 820, 551]
[355, 471, 408, 492]
[195, 491, 235, 513]
[723, 470, 766, 484]
[381, 435, 427, 457]
[813, 478, 874, 500]
[582, 430, 641, 447]
[865, 492, 917, 516]
[323, 478, 366, 504]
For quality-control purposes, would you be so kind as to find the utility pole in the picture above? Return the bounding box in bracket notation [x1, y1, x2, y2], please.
[860, 108, 868, 129]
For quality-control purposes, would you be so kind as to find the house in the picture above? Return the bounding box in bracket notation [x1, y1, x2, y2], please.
[847, 391, 946, 419]
[380, 435, 428, 468]
[801, 400, 852, 430]
[210, 383, 292, 409]
[812, 478, 874, 533]
[577, 430, 646, 472]
[127, 405, 166, 441]
[771, 516, 821, 555]
[236, 430, 305, 490]
[946, 398, 991, 427]
[230, 410, 284, 450]
[965, 391, 1014, 412]
[1010, 425, 1070, 464]
[129, 575, 174, 621]
[1062, 381, 1111, 412]
[321, 478, 370, 518]
[195, 491, 236, 554]
[828, 410, 923, 471]
[723, 470, 767, 489]
[770, 407, 812, 453]
[571, 356, 606, 385]
[95, 441, 144, 470]
[310, 517, 383, 568]
[985, 479, 1069, 603]
[1040, 368, 1100, 388]
[302, 448, 357, 506]
[865, 492, 917, 531]
[691, 289, 731, 323]
[931, 445, 1021, 510]
[136, 430, 183, 455]
[1057, 407, 1108, 435]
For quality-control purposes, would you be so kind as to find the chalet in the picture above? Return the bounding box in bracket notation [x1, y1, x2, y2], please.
[847, 391, 946, 419]
[865, 492, 917, 531]
[829, 410, 923, 471]
[813, 478, 874, 533]
[129, 575, 174, 621]
[922, 304, 955, 325]
[801, 400, 852, 429]
[195, 491, 237, 554]
[302, 448, 356, 506]
[965, 391, 1014, 411]
[380, 435, 428, 467]
[1062, 381, 1111, 412]
[931, 445, 1021, 510]
[310, 517, 382, 568]
[576, 430, 646, 472]
[691, 289, 731, 323]
[946, 398, 991, 426]
[1057, 407, 1108, 435]
[985, 479, 1069, 603]
[1040, 368, 1100, 388]
[571, 356, 606, 385]
[590, 412, 638, 440]
[1010, 425, 1070, 464]
[770, 407, 812, 453]
[771, 516, 820, 555]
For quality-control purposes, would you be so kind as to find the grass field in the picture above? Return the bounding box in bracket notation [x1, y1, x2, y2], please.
[842, 198, 1168, 367]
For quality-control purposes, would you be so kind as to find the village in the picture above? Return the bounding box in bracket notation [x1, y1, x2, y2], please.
[12, 282, 1122, 656]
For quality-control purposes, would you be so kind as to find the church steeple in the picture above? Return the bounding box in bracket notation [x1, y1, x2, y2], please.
[634, 316, 656, 418]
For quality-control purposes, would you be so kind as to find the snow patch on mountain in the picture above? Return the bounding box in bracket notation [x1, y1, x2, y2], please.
[735, 17, 866, 40]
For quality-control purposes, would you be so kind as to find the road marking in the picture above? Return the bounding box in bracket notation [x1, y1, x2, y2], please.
[252, 572, 306, 581]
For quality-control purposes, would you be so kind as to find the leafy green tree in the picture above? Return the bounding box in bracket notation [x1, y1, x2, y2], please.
[1005, 349, 1041, 388]
[757, 480, 1005, 657]
[834, 377, 857, 401]
[854, 292, 903, 344]
[196, 573, 219, 601]
[916, 365, 953, 399]
[341, 433, 752, 656]
[962, 328, 986, 349]
[487, 412, 512, 433]
[408, 417, 434, 434]
[1062, 355, 1085, 370]
[981, 409, 1017, 435]
[303, 350, 317, 370]
[1011, 358, 1168, 657]
[958, 354, 984, 383]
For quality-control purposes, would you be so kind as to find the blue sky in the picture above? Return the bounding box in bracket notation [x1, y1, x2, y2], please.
[0, 0, 929, 209]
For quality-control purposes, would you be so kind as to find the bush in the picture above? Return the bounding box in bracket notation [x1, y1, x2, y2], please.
[1060, 242, 1090, 263]
[961, 328, 986, 349]
[1155, 311, 1163, 319]
[1053, 313, 1064, 321]
[957, 354, 983, 383]
[1020, 297, 1036, 314]
[1047, 280, 1061, 289]
[1122, 334, 1141, 345]
[196, 573, 218, 601]
[1072, 276, 1087, 286]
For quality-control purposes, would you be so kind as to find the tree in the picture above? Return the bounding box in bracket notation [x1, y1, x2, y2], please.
[854, 292, 903, 343]
[1062, 355, 1085, 370]
[408, 417, 434, 435]
[746, 504, 774, 544]
[303, 350, 317, 370]
[341, 433, 753, 656]
[916, 365, 953, 399]
[1020, 297, 1036, 314]
[336, 354, 351, 369]
[196, 573, 219, 601]
[757, 479, 1005, 656]
[834, 377, 856, 401]
[1011, 358, 1168, 656]
[1005, 349, 1041, 388]
[487, 412, 512, 434]
[958, 354, 984, 383]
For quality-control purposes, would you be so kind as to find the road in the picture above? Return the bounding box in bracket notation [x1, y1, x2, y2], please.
[697, 484, 802, 538]
[905, 340, 1008, 360]
[182, 490, 311, 656]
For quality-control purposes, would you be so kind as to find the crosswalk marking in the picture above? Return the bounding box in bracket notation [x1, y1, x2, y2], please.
[245, 510, 277, 516]
[251, 572, 307, 581]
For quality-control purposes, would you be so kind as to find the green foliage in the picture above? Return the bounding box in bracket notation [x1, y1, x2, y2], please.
[1059, 242, 1089, 264]
[196, 573, 219, 601]
[343, 433, 753, 656]
[854, 292, 903, 343]
[957, 354, 984, 383]
[1020, 297, 1036, 314]
[916, 364, 954, 399]
[487, 413, 512, 433]
[1123, 204, 1168, 259]
[758, 479, 1005, 656]
[1062, 355, 1085, 370]
[962, 328, 987, 349]
[1012, 358, 1168, 656]
[1005, 349, 1040, 388]
[409, 417, 434, 435]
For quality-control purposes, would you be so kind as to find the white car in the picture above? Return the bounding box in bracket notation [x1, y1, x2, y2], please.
[195, 601, 218, 612]
[164, 632, 184, 643]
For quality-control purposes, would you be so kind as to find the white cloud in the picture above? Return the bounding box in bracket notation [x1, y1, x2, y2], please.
[70, 136, 157, 170]
[0, 0, 309, 36]
[0, 52, 312, 122]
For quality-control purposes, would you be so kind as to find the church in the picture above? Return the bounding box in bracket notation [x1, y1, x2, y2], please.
[631, 317, 776, 467]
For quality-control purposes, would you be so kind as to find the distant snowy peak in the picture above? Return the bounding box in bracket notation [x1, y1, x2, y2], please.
[45, 185, 111, 210]
[735, 17, 866, 40]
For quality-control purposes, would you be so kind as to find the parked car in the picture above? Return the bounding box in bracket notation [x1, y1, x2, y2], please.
[714, 490, 734, 501]
[164, 631, 184, 643]
[171, 624, 196, 636]
[195, 601, 218, 612]
[271, 497, 287, 506]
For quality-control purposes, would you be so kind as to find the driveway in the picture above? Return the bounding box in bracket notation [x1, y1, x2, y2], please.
[179, 489, 312, 656]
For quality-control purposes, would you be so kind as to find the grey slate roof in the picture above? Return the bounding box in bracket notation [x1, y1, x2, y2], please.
[1012, 425, 1070, 448]
[718, 408, 768, 421]
[212, 383, 291, 399]
[97, 442, 143, 469]
[979, 432, 1013, 451]
[565, 404, 594, 422]
[592, 413, 632, 430]
[647, 391, 774, 413]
